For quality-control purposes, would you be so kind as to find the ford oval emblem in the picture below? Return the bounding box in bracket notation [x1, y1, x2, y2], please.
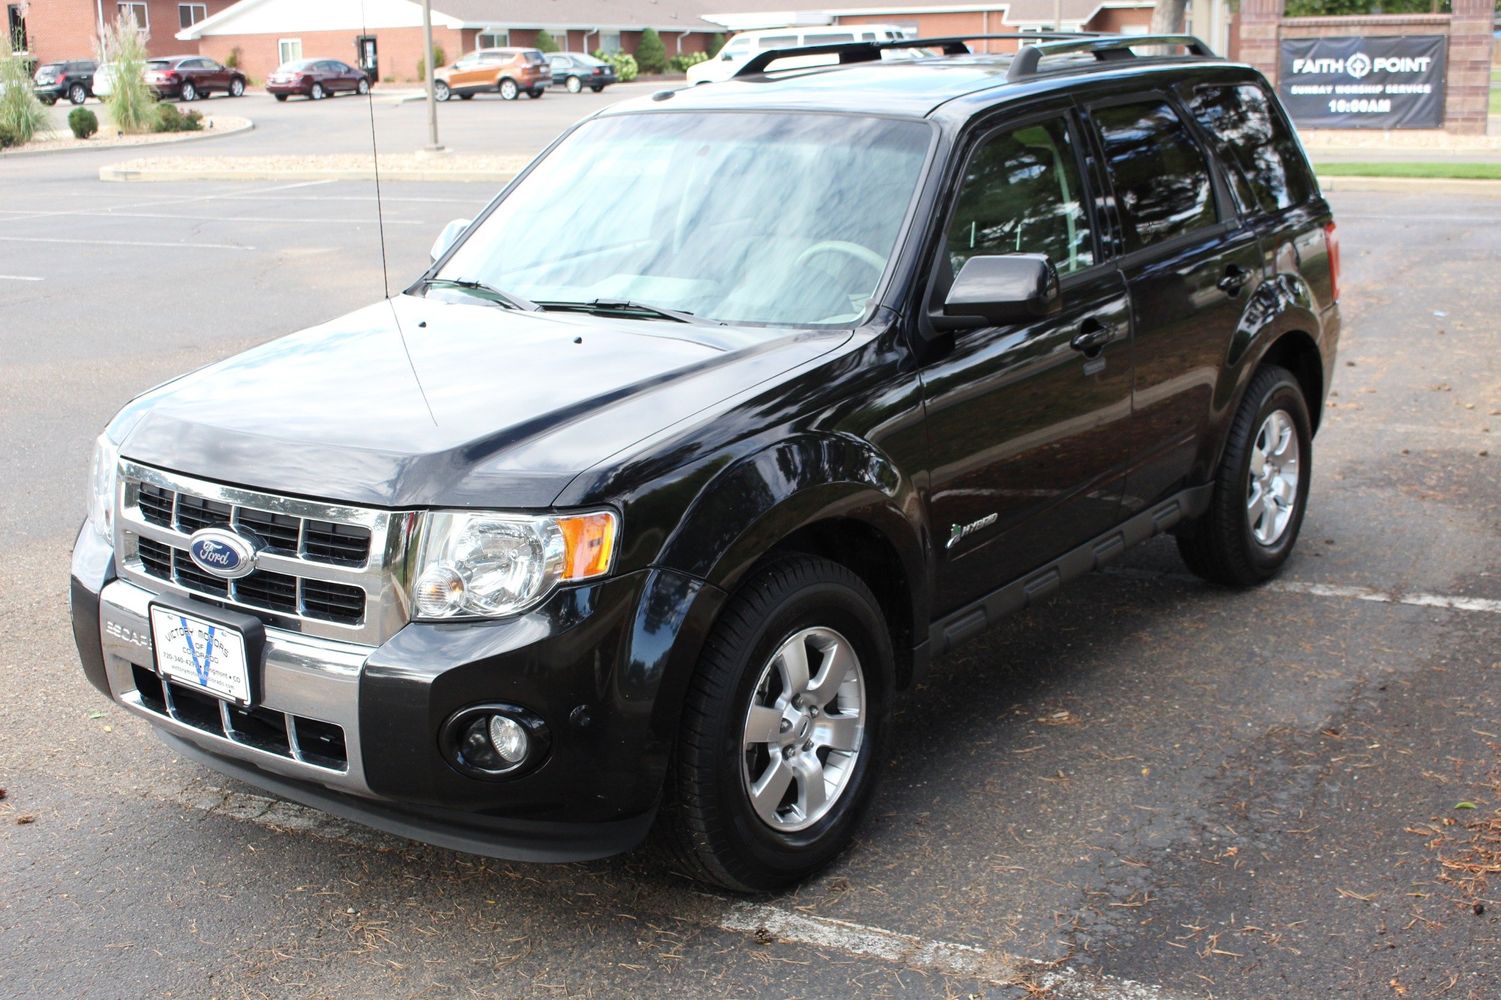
[187, 528, 258, 580]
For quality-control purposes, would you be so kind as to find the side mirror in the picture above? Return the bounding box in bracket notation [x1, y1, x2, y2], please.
[429, 217, 471, 262]
[942, 253, 1061, 327]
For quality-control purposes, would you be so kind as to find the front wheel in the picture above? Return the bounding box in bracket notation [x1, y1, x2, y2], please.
[356, 77, 370, 95]
[180, 81, 198, 102]
[1177, 364, 1313, 586]
[565, 75, 582, 93]
[274, 93, 287, 102]
[69, 84, 88, 105]
[498, 78, 519, 100]
[433, 80, 451, 102]
[665, 555, 892, 892]
[229, 77, 245, 97]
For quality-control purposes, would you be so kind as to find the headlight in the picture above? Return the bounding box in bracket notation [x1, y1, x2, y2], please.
[87, 434, 120, 543]
[410, 510, 618, 620]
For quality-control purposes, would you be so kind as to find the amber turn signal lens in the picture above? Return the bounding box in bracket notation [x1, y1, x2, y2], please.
[557, 511, 617, 580]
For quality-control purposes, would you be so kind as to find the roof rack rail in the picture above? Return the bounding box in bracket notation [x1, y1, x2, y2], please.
[1007, 34, 1217, 82]
[733, 32, 1097, 79]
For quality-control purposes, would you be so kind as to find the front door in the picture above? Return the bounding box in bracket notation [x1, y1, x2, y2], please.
[921, 111, 1134, 614]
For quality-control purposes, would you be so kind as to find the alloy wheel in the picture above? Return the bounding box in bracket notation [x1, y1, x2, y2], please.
[1247, 409, 1301, 546]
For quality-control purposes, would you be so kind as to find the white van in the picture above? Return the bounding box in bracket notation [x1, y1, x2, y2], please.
[686, 24, 916, 85]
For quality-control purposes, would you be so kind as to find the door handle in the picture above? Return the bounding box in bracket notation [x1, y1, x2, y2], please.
[1217, 265, 1253, 296]
[1070, 321, 1114, 357]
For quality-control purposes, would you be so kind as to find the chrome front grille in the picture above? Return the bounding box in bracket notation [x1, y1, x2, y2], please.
[115, 460, 416, 645]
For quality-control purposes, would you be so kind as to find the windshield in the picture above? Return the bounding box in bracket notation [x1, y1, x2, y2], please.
[438, 112, 932, 329]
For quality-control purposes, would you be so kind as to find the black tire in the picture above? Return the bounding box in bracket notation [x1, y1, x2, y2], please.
[274, 93, 287, 102]
[458, 93, 474, 100]
[1176, 364, 1313, 587]
[229, 77, 245, 97]
[310, 82, 325, 101]
[68, 84, 87, 105]
[590, 84, 604, 93]
[41, 95, 57, 106]
[665, 555, 893, 892]
[526, 88, 543, 99]
[565, 75, 582, 93]
[180, 81, 198, 102]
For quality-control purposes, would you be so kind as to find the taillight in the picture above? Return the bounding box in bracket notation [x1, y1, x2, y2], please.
[1324, 221, 1340, 303]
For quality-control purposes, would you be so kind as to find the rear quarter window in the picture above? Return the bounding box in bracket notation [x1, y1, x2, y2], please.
[1092, 99, 1218, 252]
[1185, 84, 1315, 215]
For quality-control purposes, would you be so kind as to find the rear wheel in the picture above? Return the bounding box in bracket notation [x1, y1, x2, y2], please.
[274, 93, 287, 102]
[565, 75, 582, 93]
[180, 81, 198, 102]
[590, 84, 604, 93]
[526, 88, 543, 99]
[1177, 364, 1313, 586]
[665, 555, 892, 891]
[310, 82, 325, 101]
[499, 78, 519, 100]
[68, 84, 87, 105]
[40, 95, 57, 106]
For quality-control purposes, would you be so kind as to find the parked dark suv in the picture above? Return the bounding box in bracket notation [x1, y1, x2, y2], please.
[33, 59, 97, 105]
[71, 34, 1339, 891]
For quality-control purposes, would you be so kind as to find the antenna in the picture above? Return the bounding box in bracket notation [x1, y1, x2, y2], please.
[359, 0, 391, 299]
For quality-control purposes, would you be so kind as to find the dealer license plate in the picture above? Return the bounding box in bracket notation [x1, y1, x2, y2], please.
[148, 606, 251, 705]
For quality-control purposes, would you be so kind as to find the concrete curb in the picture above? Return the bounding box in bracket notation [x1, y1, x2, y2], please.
[1315, 174, 1501, 195]
[0, 117, 254, 160]
[99, 164, 516, 183]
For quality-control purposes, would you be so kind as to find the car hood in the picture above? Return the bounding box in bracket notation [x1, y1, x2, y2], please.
[117, 295, 846, 508]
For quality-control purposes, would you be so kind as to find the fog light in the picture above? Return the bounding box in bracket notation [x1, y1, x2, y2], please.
[488, 715, 528, 764]
[440, 703, 551, 779]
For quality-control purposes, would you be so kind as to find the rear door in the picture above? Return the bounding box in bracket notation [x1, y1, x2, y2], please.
[1081, 94, 1263, 512]
[920, 108, 1134, 612]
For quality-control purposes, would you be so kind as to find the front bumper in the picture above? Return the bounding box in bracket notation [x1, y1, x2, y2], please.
[70, 524, 726, 861]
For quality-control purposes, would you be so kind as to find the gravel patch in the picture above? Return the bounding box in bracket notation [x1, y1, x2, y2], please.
[0, 116, 252, 158]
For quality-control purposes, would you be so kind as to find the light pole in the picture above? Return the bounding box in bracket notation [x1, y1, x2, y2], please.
[421, 0, 443, 152]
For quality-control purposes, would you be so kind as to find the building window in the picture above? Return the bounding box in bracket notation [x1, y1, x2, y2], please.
[179, 3, 207, 29]
[598, 31, 621, 53]
[6, 3, 27, 52]
[278, 38, 303, 64]
[478, 28, 509, 48]
[117, 2, 149, 30]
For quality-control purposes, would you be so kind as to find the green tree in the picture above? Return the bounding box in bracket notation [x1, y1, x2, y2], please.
[709, 33, 727, 57]
[636, 27, 667, 74]
[534, 30, 560, 53]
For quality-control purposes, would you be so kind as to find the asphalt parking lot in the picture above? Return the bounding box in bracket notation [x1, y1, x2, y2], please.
[2, 91, 1500, 999]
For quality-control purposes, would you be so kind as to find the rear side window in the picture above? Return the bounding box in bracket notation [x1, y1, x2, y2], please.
[1093, 100, 1217, 251]
[946, 117, 1095, 276]
[1186, 84, 1314, 215]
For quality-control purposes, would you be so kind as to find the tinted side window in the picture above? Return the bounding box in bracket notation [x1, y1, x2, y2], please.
[1093, 100, 1217, 251]
[1186, 84, 1313, 214]
[946, 117, 1095, 276]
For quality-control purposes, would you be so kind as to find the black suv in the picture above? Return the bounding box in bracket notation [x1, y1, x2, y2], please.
[70, 34, 1339, 891]
[34, 60, 97, 105]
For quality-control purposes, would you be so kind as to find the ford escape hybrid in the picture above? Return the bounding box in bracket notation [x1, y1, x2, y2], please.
[71, 34, 1339, 891]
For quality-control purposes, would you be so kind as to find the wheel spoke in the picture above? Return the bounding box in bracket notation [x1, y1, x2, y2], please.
[777, 638, 811, 695]
[749, 758, 794, 825]
[1246, 481, 1263, 512]
[791, 755, 828, 820]
[804, 638, 856, 705]
[743, 704, 784, 748]
[813, 713, 860, 752]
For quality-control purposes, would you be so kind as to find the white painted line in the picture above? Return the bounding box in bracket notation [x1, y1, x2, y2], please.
[1106, 567, 1501, 614]
[0, 274, 43, 281]
[0, 235, 255, 251]
[0, 209, 423, 226]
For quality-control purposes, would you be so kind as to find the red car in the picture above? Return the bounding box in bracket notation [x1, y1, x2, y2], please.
[266, 59, 371, 101]
[144, 56, 247, 101]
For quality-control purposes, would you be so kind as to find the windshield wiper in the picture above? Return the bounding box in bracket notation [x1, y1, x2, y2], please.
[535, 298, 717, 326]
[421, 277, 538, 312]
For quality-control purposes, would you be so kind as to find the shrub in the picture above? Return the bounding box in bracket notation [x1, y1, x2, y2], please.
[668, 52, 708, 73]
[595, 51, 638, 82]
[534, 30, 559, 53]
[225, 46, 242, 69]
[0, 123, 17, 148]
[153, 103, 203, 132]
[635, 28, 667, 74]
[100, 13, 156, 134]
[416, 45, 447, 81]
[68, 107, 99, 138]
[709, 33, 727, 57]
[0, 33, 47, 146]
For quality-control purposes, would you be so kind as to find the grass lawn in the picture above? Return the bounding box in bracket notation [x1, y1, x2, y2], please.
[1315, 162, 1501, 180]
[1492, 87, 1500, 115]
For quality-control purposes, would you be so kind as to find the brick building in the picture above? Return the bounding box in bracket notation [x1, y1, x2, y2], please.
[174, 0, 1159, 84]
[8, 1, 236, 64]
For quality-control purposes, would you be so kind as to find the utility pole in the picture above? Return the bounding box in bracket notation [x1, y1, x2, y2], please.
[1053, 0, 1064, 31]
[95, 0, 107, 57]
[421, 0, 443, 152]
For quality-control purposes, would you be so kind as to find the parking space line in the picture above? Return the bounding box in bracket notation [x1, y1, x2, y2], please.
[0, 274, 43, 281]
[0, 179, 341, 225]
[1107, 567, 1501, 614]
[0, 209, 422, 226]
[0, 235, 255, 251]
